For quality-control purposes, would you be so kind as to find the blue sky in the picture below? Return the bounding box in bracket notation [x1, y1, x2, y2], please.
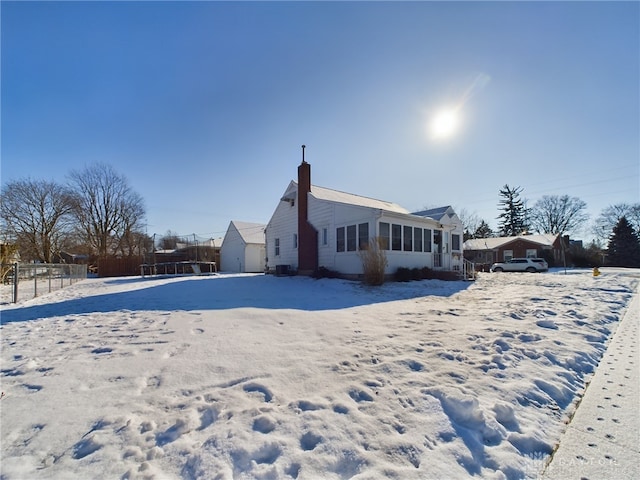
[2, 1, 638, 242]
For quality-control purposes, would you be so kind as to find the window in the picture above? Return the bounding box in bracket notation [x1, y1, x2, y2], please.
[403, 226, 413, 251]
[293, 233, 298, 249]
[392, 224, 402, 251]
[414, 227, 423, 252]
[347, 225, 357, 251]
[503, 250, 513, 261]
[336, 227, 345, 252]
[322, 228, 328, 246]
[452, 234, 460, 251]
[424, 229, 432, 252]
[526, 249, 537, 258]
[379, 222, 390, 250]
[358, 223, 369, 250]
[275, 238, 280, 256]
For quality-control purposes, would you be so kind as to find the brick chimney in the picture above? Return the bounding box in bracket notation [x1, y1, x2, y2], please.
[297, 145, 318, 274]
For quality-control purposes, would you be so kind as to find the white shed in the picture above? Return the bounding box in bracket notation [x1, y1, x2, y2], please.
[220, 221, 266, 273]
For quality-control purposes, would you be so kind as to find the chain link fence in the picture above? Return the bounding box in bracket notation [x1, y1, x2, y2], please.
[1, 263, 88, 304]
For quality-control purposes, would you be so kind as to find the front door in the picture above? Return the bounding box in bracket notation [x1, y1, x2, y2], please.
[433, 230, 442, 268]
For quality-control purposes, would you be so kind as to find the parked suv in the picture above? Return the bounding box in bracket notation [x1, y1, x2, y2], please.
[490, 258, 548, 273]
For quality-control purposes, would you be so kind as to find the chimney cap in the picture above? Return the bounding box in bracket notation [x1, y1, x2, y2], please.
[301, 144, 307, 163]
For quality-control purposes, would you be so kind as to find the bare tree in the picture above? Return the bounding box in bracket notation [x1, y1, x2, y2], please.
[158, 230, 181, 250]
[456, 208, 480, 240]
[530, 195, 589, 236]
[0, 178, 76, 262]
[592, 203, 640, 244]
[68, 164, 146, 257]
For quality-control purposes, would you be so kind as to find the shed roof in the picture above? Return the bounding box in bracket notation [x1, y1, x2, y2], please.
[230, 221, 266, 244]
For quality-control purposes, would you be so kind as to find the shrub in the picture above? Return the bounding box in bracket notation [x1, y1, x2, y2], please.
[395, 265, 460, 282]
[359, 237, 388, 286]
[429, 270, 460, 281]
[394, 267, 412, 282]
[313, 266, 340, 279]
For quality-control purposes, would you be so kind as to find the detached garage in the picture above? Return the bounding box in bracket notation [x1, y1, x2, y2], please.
[220, 221, 266, 273]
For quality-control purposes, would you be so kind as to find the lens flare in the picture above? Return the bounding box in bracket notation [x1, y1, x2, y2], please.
[427, 72, 491, 142]
[430, 108, 460, 139]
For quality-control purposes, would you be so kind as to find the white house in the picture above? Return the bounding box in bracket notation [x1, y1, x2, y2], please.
[264, 159, 464, 277]
[220, 221, 266, 273]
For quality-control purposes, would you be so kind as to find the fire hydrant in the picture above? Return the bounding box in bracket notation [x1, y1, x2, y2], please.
[593, 266, 601, 277]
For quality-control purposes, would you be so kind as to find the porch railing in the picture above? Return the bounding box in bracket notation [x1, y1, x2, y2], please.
[461, 258, 477, 280]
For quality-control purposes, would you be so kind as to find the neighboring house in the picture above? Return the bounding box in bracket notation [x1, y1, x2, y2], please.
[52, 251, 89, 264]
[220, 221, 266, 273]
[264, 159, 464, 277]
[463, 234, 567, 270]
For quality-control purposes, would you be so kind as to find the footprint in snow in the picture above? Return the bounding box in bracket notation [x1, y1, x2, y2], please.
[252, 415, 276, 434]
[349, 388, 374, 403]
[155, 419, 190, 446]
[243, 382, 273, 402]
[290, 399, 324, 412]
[72, 435, 103, 459]
[300, 431, 322, 451]
[197, 406, 219, 431]
[91, 347, 113, 356]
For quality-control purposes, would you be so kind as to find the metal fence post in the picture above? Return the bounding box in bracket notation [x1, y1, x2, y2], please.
[13, 263, 18, 303]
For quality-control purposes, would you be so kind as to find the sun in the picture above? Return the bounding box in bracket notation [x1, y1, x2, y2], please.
[429, 108, 460, 140]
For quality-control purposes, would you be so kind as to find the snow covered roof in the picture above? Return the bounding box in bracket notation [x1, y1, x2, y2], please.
[464, 233, 559, 250]
[199, 237, 223, 248]
[231, 221, 266, 244]
[284, 181, 453, 220]
[310, 184, 409, 214]
[283, 181, 409, 214]
[412, 206, 456, 222]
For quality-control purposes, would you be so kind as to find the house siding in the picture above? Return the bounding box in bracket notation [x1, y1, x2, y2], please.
[265, 164, 463, 276]
[308, 196, 335, 270]
[266, 185, 299, 271]
[244, 244, 266, 273]
[377, 214, 460, 273]
[220, 224, 245, 272]
[221, 222, 266, 273]
[310, 203, 462, 275]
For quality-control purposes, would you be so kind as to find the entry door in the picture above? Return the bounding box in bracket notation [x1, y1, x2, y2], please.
[433, 230, 443, 268]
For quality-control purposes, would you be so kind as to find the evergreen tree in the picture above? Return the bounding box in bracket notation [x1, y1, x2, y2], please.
[606, 216, 640, 267]
[497, 185, 529, 236]
[473, 220, 494, 239]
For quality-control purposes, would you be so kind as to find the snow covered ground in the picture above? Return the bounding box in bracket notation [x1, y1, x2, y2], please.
[1, 268, 638, 480]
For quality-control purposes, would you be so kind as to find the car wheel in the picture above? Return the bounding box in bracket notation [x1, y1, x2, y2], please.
[493, 267, 503, 273]
[526, 267, 536, 273]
